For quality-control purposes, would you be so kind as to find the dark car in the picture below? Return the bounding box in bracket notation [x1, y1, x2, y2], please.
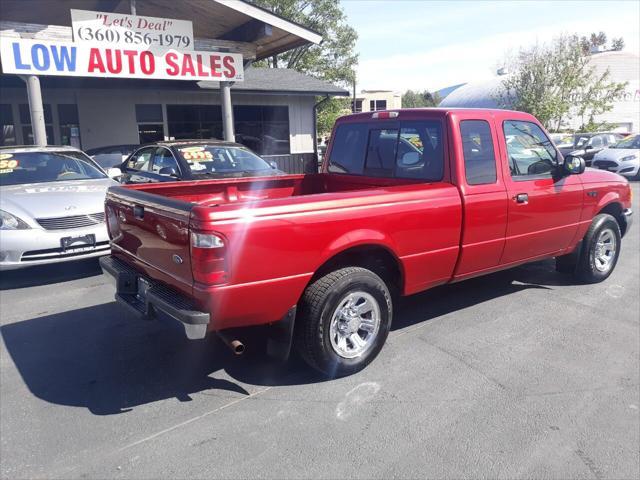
[558, 132, 625, 165]
[118, 140, 283, 184]
[86, 144, 138, 169]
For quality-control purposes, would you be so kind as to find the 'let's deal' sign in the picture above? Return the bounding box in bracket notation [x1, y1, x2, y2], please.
[0, 37, 244, 81]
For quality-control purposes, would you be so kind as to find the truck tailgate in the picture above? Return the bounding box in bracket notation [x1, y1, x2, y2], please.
[105, 186, 194, 291]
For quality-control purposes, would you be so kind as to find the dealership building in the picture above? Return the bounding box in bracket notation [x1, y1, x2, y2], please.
[0, 0, 348, 172]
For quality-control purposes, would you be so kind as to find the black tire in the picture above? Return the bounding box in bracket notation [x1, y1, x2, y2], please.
[574, 213, 622, 283]
[295, 267, 392, 377]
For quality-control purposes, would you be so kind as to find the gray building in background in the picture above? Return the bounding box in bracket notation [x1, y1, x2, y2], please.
[440, 50, 639, 133]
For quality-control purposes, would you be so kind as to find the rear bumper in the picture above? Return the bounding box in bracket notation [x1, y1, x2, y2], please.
[99, 256, 210, 339]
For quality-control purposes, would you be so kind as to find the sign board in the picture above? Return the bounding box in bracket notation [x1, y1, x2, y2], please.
[70, 9, 194, 50]
[0, 38, 244, 81]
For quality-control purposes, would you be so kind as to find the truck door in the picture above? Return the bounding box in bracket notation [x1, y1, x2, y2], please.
[498, 119, 582, 265]
[452, 115, 509, 278]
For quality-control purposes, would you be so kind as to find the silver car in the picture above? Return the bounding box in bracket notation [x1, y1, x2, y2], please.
[592, 134, 640, 179]
[0, 146, 119, 270]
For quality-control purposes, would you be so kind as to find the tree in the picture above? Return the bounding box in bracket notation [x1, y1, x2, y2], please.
[401, 90, 441, 108]
[611, 37, 625, 51]
[250, 0, 358, 86]
[495, 34, 627, 132]
[316, 98, 351, 136]
[250, 1, 358, 139]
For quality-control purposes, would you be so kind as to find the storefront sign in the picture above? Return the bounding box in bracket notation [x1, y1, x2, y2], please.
[0, 38, 244, 81]
[70, 9, 194, 50]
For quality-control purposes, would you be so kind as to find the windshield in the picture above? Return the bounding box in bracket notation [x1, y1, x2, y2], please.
[573, 135, 591, 148]
[611, 135, 640, 149]
[0, 151, 106, 186]
[176, 145, 273, 175]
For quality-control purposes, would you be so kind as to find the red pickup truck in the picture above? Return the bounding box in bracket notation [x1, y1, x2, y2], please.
[100, 108, 633, 377]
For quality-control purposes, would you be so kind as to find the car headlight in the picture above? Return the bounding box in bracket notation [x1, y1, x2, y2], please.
[621, 155, 637, 162]
[0, 210, 31, 230]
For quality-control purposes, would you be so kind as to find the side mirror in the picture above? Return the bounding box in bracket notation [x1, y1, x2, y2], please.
[159, 166, 178, 177]
[106, 167, 121, 178]
[563, 155, 586, 175]
[584, 144, 594, 151]
[268, 160, 278, 169]
[399, 151, 421, 166]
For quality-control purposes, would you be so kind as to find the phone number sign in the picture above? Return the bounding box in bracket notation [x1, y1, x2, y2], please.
[70, 9, 194, 49]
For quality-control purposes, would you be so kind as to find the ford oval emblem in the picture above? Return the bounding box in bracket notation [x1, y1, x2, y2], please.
[172, 254, 183, 265]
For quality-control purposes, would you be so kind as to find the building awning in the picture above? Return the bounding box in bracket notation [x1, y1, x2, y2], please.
[0, 67, 349, 97]
[0, 0, 321, 60]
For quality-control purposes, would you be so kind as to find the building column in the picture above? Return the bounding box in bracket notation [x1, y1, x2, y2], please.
[20, 75, 47, 146]
[220, 81, 234, 142]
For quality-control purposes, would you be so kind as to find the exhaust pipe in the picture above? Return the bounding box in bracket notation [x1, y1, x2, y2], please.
[217, 331, 245, 355]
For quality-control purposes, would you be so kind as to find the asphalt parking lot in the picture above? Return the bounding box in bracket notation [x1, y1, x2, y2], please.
[1, 183, 638, 480]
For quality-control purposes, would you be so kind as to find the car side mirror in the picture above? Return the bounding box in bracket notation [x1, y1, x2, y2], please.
[159, 166, 178, 177]
[106, 167, 122, 178]
[268, 160, 278, 169]
[584, 144, 593, 151]
[563, 155, 586, 175]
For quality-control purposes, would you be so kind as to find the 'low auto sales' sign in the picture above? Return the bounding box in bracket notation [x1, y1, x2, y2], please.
[0, 38, 244, 81]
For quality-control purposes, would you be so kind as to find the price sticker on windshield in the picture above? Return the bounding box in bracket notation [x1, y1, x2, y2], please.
[0, 158, 18, 173]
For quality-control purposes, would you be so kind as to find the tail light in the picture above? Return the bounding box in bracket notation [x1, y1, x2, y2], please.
[105, 205, 121, 239]
[190, 232, 228, 285]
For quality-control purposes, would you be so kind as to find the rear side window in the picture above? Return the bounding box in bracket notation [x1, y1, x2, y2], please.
[328, 121, 443, 181]
[327, 123, 368, 174]
[460, 120, 497, 185]
[126, 147, 154, 171]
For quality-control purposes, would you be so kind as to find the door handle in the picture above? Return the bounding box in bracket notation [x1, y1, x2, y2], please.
[513, 193, 529, 204]
[133, 205, 144, 219]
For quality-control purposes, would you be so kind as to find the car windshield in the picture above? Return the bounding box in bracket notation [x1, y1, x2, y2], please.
[611, 135, 640, 149]
[175, 145, 273, 175]
[0, 151, 106, 186]
[573, 135, 592, 148]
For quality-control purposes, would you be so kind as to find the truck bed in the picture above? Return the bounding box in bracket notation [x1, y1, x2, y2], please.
[105, 173, 463, 328]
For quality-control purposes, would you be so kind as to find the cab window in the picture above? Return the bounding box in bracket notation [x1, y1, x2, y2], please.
[503, 120, 557, 178]
[328, 121, 443, 181]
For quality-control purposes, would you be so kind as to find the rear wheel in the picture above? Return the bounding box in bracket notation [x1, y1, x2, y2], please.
[574, 213, 621, 283]
[295, 267, 392, 377]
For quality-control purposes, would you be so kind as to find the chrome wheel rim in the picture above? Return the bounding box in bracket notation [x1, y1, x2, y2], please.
[329, 291, 381, 359]
[594, 228, 617, 272]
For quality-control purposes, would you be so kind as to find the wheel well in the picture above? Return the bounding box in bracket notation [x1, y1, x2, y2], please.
[598, 202, 626, 236]
[311, 245, 403, 294]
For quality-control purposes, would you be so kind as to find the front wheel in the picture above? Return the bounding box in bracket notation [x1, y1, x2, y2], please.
[575, 213, 622, 283]
[295, 267, 392, 377]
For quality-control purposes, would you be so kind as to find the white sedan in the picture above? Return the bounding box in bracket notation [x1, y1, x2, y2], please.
[0, 146, 120, 270]
[592, 134, 640, 179]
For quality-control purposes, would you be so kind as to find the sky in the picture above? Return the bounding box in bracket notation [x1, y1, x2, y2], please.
[341, 0, 640, 93]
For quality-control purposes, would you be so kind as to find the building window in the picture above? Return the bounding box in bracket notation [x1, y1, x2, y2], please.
[369, 100, 387, 111]
[58, 104, 81, 148]
[135, 104, 164, 143]
[167, 104, 222, 141]
[0, 104, 16, 146]
[19, 103, 54, 145]
[234, 105, 290, 155]
[351, 99, 362, 113]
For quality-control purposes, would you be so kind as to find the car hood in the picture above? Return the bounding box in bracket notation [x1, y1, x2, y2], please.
[593, 148, 639, 161]
[0, 177, 116, 223]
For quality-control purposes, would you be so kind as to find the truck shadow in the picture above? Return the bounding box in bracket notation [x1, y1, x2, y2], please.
[0, 258, 103, 290]
[1, 260, 560, 415]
